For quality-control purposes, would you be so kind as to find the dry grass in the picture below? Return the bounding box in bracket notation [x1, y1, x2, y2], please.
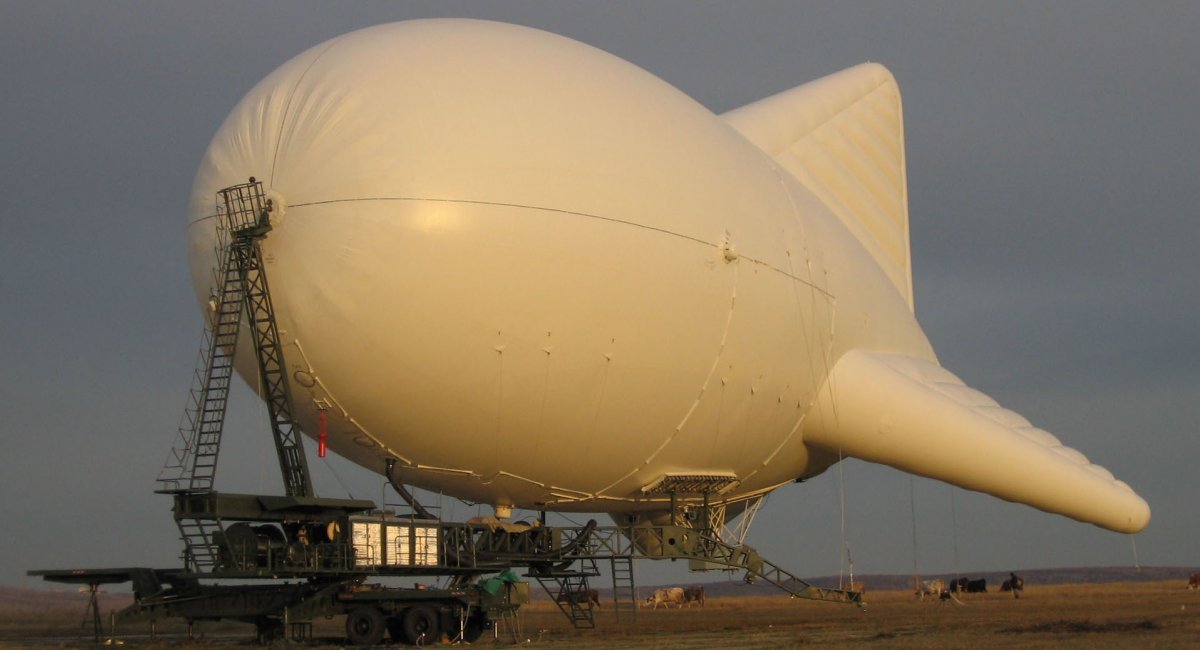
[507, 581, 1200, 649]
[2, 581, 1198, 648]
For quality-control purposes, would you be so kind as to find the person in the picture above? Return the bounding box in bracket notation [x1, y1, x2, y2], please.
[1008, 572, 1024, 598]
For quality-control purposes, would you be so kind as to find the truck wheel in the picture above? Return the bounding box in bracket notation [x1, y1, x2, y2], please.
[345, 606, 386, 646]
[402, 605, 440, 645]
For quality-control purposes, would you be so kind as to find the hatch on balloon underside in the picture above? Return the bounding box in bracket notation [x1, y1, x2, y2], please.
[641, 473, 740, 496]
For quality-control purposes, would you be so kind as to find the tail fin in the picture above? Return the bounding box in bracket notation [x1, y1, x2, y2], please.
[803, 350, 1150, 533]
[722, 63, 912, 310]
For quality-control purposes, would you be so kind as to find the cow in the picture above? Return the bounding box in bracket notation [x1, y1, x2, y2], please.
[1000, 572, 1025, 598]
[1188, 573, 1200, 590]
[642, 587, 685, 609]
[557, 588, 601, 609]
[949, 577, 986, 593]
[915, 579, 946, 600]
[683, 585, 705, 607]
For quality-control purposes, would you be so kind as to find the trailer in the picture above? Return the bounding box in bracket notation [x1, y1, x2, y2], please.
[31, 565, 526, 645]
[31, 509, 859, 645]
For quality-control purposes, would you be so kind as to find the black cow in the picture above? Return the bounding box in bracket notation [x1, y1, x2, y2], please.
[949, 577, 986, 593]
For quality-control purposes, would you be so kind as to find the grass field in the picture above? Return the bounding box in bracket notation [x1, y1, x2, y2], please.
[3, 581, 1197, 648]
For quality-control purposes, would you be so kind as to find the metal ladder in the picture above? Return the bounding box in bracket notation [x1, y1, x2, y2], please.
[610, 556, 638, 621]
[186, 243, 246, 491]
[156, 221, 240, 491]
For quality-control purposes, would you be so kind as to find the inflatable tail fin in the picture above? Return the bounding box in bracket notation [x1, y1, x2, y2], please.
[803, 350, 1150, 533]
[723, 63, 912, 310]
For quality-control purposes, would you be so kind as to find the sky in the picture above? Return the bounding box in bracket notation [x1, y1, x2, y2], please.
[2, 1, 1197, 591]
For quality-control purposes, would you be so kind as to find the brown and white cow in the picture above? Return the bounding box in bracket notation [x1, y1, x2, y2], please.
[642, 587, 685, 609]
[916, 579, 946, 600]
[1188, 573, 1200, 590]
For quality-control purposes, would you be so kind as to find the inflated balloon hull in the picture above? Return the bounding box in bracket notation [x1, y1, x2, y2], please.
[188, 19, 1148, 533]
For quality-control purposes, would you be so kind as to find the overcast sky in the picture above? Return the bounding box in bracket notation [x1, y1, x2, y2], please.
[2, 1, 1196, 591]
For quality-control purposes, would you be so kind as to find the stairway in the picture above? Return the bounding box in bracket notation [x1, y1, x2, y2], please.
[536, 557, 601, 629]
[177, 516, 224, 573]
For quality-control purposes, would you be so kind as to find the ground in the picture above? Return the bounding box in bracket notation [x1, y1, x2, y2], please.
[2, 581, 1197, 648]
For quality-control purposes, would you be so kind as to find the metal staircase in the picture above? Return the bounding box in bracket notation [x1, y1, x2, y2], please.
[535, 557, 601, 629]
[551, 522, 862, 607]
[686, 528, 863, 605]
[177, 517, 223, 573]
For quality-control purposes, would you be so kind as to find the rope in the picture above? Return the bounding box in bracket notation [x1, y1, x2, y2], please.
[1130, 534, 1141, 571]
[836, 447, 847, 587]
[256, 383, 270, 494]
[909, 476, 919, 581]
[320, 455, 356, 499]
[950, 489, 961, 581]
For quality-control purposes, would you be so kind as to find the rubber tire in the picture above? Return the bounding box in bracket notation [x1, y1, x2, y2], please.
[345, 606, 386, 646]
[401, 605, 440, 645]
